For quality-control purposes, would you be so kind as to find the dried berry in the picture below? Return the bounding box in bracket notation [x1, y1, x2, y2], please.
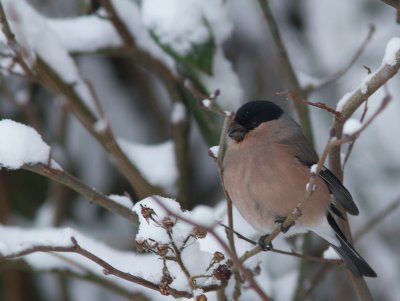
[162, 217, 176, 232]
[196, 294, 207, 301]
[213, 251, 225, 263]
[213, 264, 232, 282]
[135, 240, 150, 253]
[140, 204, 156, 223]
[192, 227, 207, 239]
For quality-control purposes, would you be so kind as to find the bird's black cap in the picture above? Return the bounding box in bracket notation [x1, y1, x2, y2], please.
[234, 100, 284, 132]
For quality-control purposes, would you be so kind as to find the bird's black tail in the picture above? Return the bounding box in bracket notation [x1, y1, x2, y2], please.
[331, 234, 377, 278]
[327, 213, 377, 278]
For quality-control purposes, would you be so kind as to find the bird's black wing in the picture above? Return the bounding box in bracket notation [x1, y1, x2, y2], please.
[327, 213, 377, 277]
[295, 155, 359, 216]
[319, 166, 359, 215]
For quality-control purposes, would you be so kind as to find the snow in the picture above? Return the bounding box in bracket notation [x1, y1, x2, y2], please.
[117, 139, 178, 193]
[133, 196, 218, 245]
[0, 225, 168, 298]
[93, 119, 108, 133]
[322, 246, 340, 260]
[141, 0, 232, 56]
[360, 72, 374, 94]
[0, 119, 51, 169]
[141, 0, 210, 56]
[343, 118, 362, 136]
[171, 102, 186, 124]
[108, 194, 133, 210]
[201, 98, 211, 108]
[209, 146, 220, 158]
[0, 226, 75, 256]
[199, 48, 243, 111]
[382, 37, 400, 67]
[310, 164, 318, 175]
[48, 15, 121, 53]
[132, 197, 221, 290]
[112, 0, 176, 72]
[336, 91, 354, 112]
[2, 0, 95, 108]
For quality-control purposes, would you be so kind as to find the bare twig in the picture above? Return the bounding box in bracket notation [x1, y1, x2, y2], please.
[22, 163, 137, 224]
[310, 25, 375, 91]
[276, 91, 342, 119]
[0, 236, 223, 299]
[355, 195, 400, 241]
[257, 0, 313, 143]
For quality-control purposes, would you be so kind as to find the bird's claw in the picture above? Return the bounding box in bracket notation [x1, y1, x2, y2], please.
[258, 234, 273, 251]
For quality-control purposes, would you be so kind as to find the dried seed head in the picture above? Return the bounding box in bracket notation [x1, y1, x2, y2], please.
[213, 251, 225, 263]
[196, 294, 207, 301]
[162, 217, 176, 232]
[140, 204, 156, 223]
[213, 264, 232, 282]
[136, 240, 150, 253]
[157, 244, 170, 257]
[159, 283, 170, 296]
[192, 227, 207, 239]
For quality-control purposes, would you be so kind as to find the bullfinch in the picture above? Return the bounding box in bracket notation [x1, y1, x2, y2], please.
[223, 100, 376, 278]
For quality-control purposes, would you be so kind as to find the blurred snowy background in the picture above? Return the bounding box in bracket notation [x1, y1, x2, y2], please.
[0, 0, 399, 300]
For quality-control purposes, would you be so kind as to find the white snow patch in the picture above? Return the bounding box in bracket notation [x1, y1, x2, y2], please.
[133, 196, 217, 245]
[48, 14, 121, 53]
[171, 102, 186, 124]
[343, 118, 362, 136]
[310, 164, 318, 175]
[0, 225, 167, 294]
[132, 197, 220, 290]
[112, 0, 176, 72]
[201, 98, 211, 108]
[2, 0, 95, 109]
[209, 145, 219, 158]
[0, 119, 51, 169]
[0, 226, 75, 256]
[141, 0, 232, 56]
[93, 119, 108, 133]
[109, 194, 133, 210]
[360, 72, 374, 94]
[323, 246, 340, 260]
[118, 139, 178, 193]
[336, 91, 354, 112]
[200, 48, 243, 111]
[382, 37, 400, 67]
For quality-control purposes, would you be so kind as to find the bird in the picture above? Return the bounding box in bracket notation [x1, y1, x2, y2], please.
[222, 100, 376, 278]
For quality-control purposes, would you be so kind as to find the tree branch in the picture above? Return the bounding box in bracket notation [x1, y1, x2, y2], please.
[22, 163, 137, 224]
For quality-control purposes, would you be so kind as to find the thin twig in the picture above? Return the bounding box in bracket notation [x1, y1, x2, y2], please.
[0, 236, 223, 299]
[257, 0, 313, 143]
[354, 195, 400, 241]
[22, 163, 137, 224]
[311, 25, 375, 91]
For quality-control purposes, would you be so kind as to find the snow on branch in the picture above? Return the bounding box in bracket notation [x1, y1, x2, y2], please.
[0, 198, 229, 299]
[0, 119, 59, 169]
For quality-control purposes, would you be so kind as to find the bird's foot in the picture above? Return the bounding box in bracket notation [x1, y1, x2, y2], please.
[258, 234, 273, 251]
[274, 215, 295, 233]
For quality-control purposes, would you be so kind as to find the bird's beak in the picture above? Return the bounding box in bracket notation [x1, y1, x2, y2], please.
[228, 122, 247, 142]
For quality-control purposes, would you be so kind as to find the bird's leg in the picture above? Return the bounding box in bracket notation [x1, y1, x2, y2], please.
[258, 234, 273, 251]
[274, 215, 295, 233]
